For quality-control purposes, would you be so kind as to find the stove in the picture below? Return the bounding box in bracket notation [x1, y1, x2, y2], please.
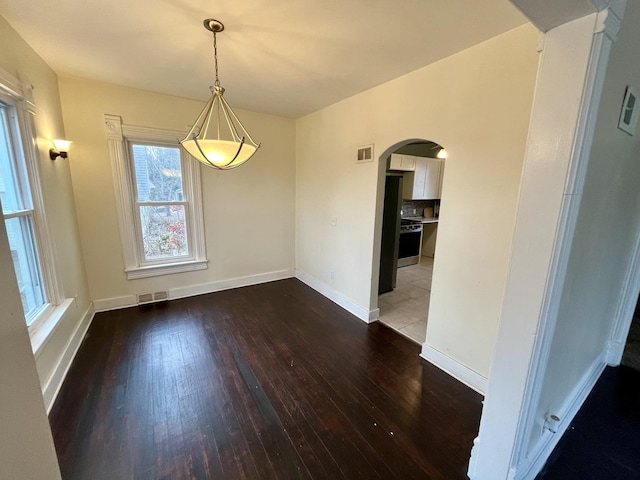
[398, 219, 423, 267]
[401, 218, 423, 232]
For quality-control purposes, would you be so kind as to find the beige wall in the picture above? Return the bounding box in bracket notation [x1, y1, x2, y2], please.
[0, 16, 91, 403]
[0, 209, 61, 479]
[295, 24, 539, 378]
[58, 77, 296, 302]
[530, 0, 640, 452]
[0, 15, 86, 476]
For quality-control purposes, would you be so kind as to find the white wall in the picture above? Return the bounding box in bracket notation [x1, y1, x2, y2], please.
[469, 5, 634, 478]
[0, 16, 91, 407]
[295, 24, 539, 379]
[0, 205, 61, 478]
[58, 77, 296, 304]
[530, 0, 640, 452]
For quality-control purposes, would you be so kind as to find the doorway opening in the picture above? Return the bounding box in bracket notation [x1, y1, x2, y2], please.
[621, 293, 640, 370]
[375, 139, 446, 344]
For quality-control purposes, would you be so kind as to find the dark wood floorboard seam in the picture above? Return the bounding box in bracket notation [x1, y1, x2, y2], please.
[50, 278, 482, 480]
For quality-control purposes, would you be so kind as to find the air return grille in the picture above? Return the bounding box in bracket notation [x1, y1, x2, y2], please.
[356, 144, 374, 163]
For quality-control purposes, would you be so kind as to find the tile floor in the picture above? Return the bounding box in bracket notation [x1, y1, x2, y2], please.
[378, 257, 433, 344]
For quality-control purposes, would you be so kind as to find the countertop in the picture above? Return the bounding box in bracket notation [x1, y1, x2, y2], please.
[403, 216, 439, 224]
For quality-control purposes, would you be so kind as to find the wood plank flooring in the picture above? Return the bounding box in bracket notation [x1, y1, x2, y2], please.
[49, 279, 482, 479]
[536, 366, 640, 479]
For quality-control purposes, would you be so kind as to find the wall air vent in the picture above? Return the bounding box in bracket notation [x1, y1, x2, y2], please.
[137, 293, 153, 304]
[154, 291, 168, 301]
[357, 144, 374, 163]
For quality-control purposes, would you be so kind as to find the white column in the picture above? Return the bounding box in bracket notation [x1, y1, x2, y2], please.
[468, 5, 624, 480]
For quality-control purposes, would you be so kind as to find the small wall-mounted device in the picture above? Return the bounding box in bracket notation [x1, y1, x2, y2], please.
[544, 413, 561, 434]
[356, 144, 374, 163]
[49, 139, 72, 160]
[618, 86, 639, 135]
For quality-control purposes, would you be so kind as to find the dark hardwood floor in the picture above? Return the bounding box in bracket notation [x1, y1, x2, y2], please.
[537, 366, 640, 480]
[49, 278, 482, 479]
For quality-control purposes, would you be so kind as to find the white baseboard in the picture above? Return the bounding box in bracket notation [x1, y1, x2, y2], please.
[606, 339, 624, 366]
[295, 270, 378, 323]
[42, 303, 95, 412]
[513, 351, 607, 480]
[94, 270, 295, 313]
[170, 269, 294, 300]
[93, 294, 137, 312]
[420, 344, 487, 395]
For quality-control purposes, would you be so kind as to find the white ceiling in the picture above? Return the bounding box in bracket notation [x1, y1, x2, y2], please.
[0, 0, 528, 118]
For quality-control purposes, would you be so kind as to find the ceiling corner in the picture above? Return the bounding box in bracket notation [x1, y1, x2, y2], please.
[509, 0, 605, 32]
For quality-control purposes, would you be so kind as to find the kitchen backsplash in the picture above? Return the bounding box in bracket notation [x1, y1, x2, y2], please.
[401, 199, 438, 218]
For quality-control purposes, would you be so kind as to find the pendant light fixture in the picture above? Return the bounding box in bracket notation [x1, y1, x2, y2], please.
[180, 19, 260, 170]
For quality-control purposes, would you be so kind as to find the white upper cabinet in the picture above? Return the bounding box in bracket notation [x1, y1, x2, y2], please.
[403, 156, 444, 200]
[389, 153, 416, 171]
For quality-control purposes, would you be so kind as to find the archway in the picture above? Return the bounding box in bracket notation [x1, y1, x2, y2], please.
[371, 138, 447, 344]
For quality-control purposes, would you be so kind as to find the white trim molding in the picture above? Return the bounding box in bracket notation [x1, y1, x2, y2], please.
[94, 269, 295, 312]
[0, 66, 24, 99]
[125, 259, 208, 279]
[104, 115, 208, 280]
[1, 66, 67, 344]
[513, 353, 607, 480]
[42, 303, 95, 412]
[508, 9, 623, 477]
[469, 6, 626, 479]
[295, 270, 379, 323]
[171, 269, 294, 300]
[607, 215, 640, 365]
[93, 294, 138, 313]
[420, 344, 487, 395]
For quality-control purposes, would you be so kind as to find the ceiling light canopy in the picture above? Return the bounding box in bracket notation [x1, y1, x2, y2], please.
[180, 19, 260, 170]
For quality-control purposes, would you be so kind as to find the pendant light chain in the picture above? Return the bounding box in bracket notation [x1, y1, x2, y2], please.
[213, 30, 220, 87]
[180, 18, 260, 170]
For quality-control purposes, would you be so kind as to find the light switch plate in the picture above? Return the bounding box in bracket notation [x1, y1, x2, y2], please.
[619, 86, 639, 135]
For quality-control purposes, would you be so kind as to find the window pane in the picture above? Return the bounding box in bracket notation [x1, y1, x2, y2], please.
[5, 216, 45, 322]
[131, 145, 184, 202]
[0, 107, 23, 214]
[139, 205, 188, 260]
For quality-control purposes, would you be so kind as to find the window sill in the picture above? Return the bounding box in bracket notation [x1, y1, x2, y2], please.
[125, 258, 208, 280]
[29, 298, 74, 358]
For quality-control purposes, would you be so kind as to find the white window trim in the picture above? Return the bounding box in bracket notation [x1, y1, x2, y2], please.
[0, 66, 66, 340]
[104, 115, 208, 279]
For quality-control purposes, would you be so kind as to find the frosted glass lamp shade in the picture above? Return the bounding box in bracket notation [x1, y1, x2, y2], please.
[53, 139, 72, 151]
[181, 139, 257, 169]
[181, 19, 260, 170]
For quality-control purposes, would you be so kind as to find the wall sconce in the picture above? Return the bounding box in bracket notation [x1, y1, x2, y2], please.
[49, 139, 72, 160]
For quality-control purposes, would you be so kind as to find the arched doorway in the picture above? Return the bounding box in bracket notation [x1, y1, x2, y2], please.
[373, 139, 447, 344]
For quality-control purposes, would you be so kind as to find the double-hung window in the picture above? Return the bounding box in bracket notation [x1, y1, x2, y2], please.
[0, 70, 63, 331]
[105, 115, 207, 279]
[0, 99, 45, 323]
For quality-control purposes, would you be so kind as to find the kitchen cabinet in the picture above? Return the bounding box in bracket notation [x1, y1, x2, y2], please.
[403, 156, 443, 200]
[389, 153, 416, 171]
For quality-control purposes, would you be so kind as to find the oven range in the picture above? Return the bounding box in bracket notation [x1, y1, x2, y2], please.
[398, 219, 423, 267]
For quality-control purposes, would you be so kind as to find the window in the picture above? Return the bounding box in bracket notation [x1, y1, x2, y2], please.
[132, 144, 189, 261]
[0, 69, 63, 331]
[105, 115, 207, 279]
[0, 101, 46, 322]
